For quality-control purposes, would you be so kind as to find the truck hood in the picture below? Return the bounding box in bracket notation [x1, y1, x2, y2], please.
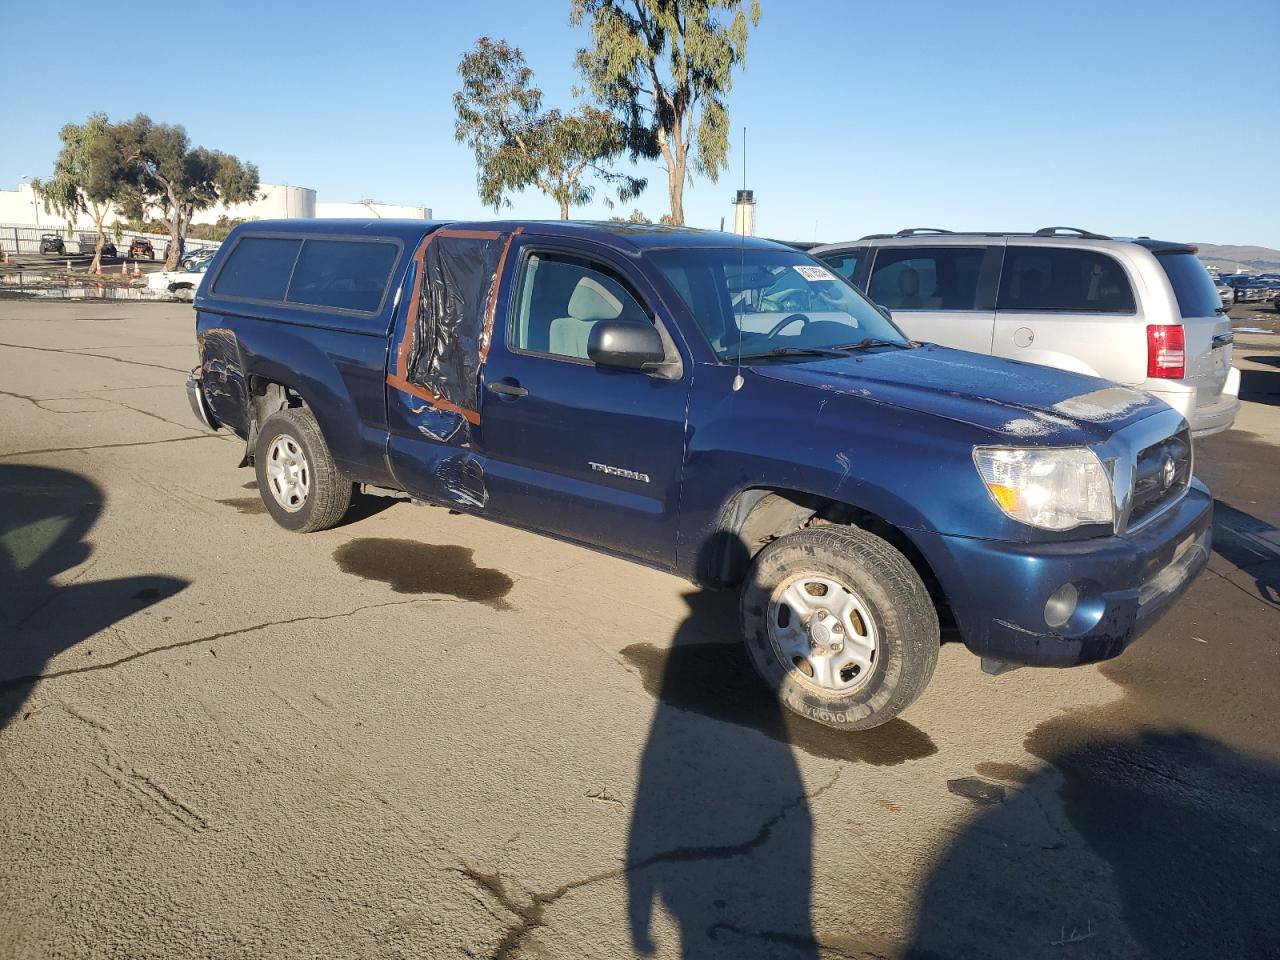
[749, 345, 1169, 443]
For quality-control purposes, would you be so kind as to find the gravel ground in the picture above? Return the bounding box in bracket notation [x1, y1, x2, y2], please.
[1, 301, 1277, 959]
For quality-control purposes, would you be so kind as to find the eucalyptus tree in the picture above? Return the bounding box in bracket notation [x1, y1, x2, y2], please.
[108, 115, 260, 269]
[572, 0, 762, 225]
[32, 113, 127, 272]
[454, 37, 645, 219]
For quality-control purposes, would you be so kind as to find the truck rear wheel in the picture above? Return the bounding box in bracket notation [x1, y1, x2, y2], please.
[254, 408, 352, 533]
[740, 526, 939, 731]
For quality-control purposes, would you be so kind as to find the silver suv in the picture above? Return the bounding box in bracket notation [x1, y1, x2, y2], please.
[811, 228, 1240, 438]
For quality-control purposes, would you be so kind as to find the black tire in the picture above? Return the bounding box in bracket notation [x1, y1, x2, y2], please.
[740, 525, 939, 731]
[253, 408, 352, 533]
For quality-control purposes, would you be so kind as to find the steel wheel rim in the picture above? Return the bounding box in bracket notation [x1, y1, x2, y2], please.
[265, 434, 310, 513]
[767, 572, 879, 694]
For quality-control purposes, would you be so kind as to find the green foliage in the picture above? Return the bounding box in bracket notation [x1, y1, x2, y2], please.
[105, 114, 259, 267]
[572, 0, 761, 225]
[122, 215, 246, 242]
[609, 208, 653, 223]
[31, 113, 131, 268]
[454, 37, 645, 219]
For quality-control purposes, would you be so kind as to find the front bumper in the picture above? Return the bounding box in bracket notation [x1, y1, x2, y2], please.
[915, 481, 1213, 667]
[185, 373, 221, 431]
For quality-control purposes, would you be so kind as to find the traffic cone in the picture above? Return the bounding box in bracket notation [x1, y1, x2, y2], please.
[2, 251, 8, 265]
[132, 261, 140, 278]
[121, 260, 127, 276]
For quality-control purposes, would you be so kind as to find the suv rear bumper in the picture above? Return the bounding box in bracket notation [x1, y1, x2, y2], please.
[1145, 368, 1240, 438]
[914, 481, 1212, 667]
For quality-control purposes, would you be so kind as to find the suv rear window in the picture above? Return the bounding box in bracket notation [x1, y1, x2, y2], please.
[212, 237, 301, 301]
[286, 240, 398, 312]
[867, 247, 985, 310]
[1157, 251, 1222, 319]
[998, 247, 1134, 313]
[819, 248, 864, 282]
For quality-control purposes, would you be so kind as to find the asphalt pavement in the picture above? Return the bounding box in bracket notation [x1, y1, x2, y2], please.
[1, 301, 1277, 959]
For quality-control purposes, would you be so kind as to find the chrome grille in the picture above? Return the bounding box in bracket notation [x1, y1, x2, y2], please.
[1127, 428, 1191, 529]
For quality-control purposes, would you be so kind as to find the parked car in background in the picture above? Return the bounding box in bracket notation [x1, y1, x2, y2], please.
[1213, 276, 1233, 309]
[128, 238, 155, 260]
[184, 219, 1212, 732]
[1223, 275, 1273, 303]
[76, 233, 117, 258]
[811, 227, 1239, 438]
[146, 258, 211, 299]
[180, 247, 217, 269]
[38, 233, 65, 254]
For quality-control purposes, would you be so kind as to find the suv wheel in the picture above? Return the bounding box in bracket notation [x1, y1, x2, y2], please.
[740, 526, 939, 730]
[253, 408, 353, 533]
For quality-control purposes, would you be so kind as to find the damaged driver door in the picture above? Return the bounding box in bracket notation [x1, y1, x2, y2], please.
[384, 227, 515, 512]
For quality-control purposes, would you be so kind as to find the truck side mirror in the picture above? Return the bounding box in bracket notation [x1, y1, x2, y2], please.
[876, 303, 893, 321]
[587, 320, 667, 371]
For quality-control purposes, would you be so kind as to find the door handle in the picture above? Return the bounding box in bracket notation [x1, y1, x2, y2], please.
[486, 378, 528, 399]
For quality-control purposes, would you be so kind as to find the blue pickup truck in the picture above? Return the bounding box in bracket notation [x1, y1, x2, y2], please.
[187, 219, 1211, 730]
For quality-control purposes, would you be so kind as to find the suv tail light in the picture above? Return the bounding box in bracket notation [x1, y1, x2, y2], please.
[1147, 324, 1185, 379]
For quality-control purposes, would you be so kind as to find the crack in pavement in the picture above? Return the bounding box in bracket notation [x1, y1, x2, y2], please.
[0, 597, 461, 695]
[0, 387, 203, 434]
[458, 771, 843, 960]
[0, 340, 188, 374]
[1202, 564, 1280, 613]
[0, 433, 223, 459]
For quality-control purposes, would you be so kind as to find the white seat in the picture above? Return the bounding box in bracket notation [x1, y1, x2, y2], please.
[549, 276, 625, 359]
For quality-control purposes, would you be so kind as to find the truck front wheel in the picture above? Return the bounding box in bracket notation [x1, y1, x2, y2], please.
[254, 408, 353, 533]
[740, 526, 939, 731]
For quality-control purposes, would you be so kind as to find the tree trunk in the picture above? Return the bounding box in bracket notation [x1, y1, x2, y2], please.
[667, 155, 686, 227]
[165, 204, 185, 270]
[559, 198, 570, 220]
[658, 122, 686, 227]
[90, 204, 107, 275]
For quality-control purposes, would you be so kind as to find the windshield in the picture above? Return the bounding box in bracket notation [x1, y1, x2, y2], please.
[648, 248, 908, 360]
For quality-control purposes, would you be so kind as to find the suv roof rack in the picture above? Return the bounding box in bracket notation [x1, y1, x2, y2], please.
[894, 227, 955, 238]
[846, 227, 1118, 243]
[1033, 226, 1112, 240]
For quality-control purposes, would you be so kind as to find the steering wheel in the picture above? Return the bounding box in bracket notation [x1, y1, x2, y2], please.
[766, 313, 810, 338]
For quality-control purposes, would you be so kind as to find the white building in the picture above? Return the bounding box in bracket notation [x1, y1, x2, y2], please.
[0, 181, 431, 231]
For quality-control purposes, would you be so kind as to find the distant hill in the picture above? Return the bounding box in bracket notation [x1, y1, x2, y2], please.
[1194, 243, 1280, 275]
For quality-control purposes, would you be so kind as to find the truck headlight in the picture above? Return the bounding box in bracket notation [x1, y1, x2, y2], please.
[973, 446, 1113, 532]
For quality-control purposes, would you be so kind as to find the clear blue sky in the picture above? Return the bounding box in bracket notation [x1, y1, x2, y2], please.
[3, 0, 1277, 246]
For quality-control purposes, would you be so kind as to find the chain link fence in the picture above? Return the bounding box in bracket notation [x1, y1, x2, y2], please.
[0, 223, 220, 260]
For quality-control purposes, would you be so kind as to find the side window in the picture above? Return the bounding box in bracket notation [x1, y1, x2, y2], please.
[286, 239, 398, 312]
[867, 247, 985, 310]
[998, 247, 1135, 313]
[819, 249, 863, 283]
[212, 237, 302, 301]
[511, 253, 652, 361]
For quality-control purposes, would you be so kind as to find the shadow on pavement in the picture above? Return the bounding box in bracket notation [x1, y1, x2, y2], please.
[624, 590, 817, 958]
[1211, 500, 1280, 606]
[624, 590, 934, 958]
[1240, 355, 1280, 407]
[0, 464, 187, 730]
[906, 727, 1280, 959]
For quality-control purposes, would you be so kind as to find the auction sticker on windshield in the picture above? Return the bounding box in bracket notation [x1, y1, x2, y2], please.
[793, 265, 838, 282]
